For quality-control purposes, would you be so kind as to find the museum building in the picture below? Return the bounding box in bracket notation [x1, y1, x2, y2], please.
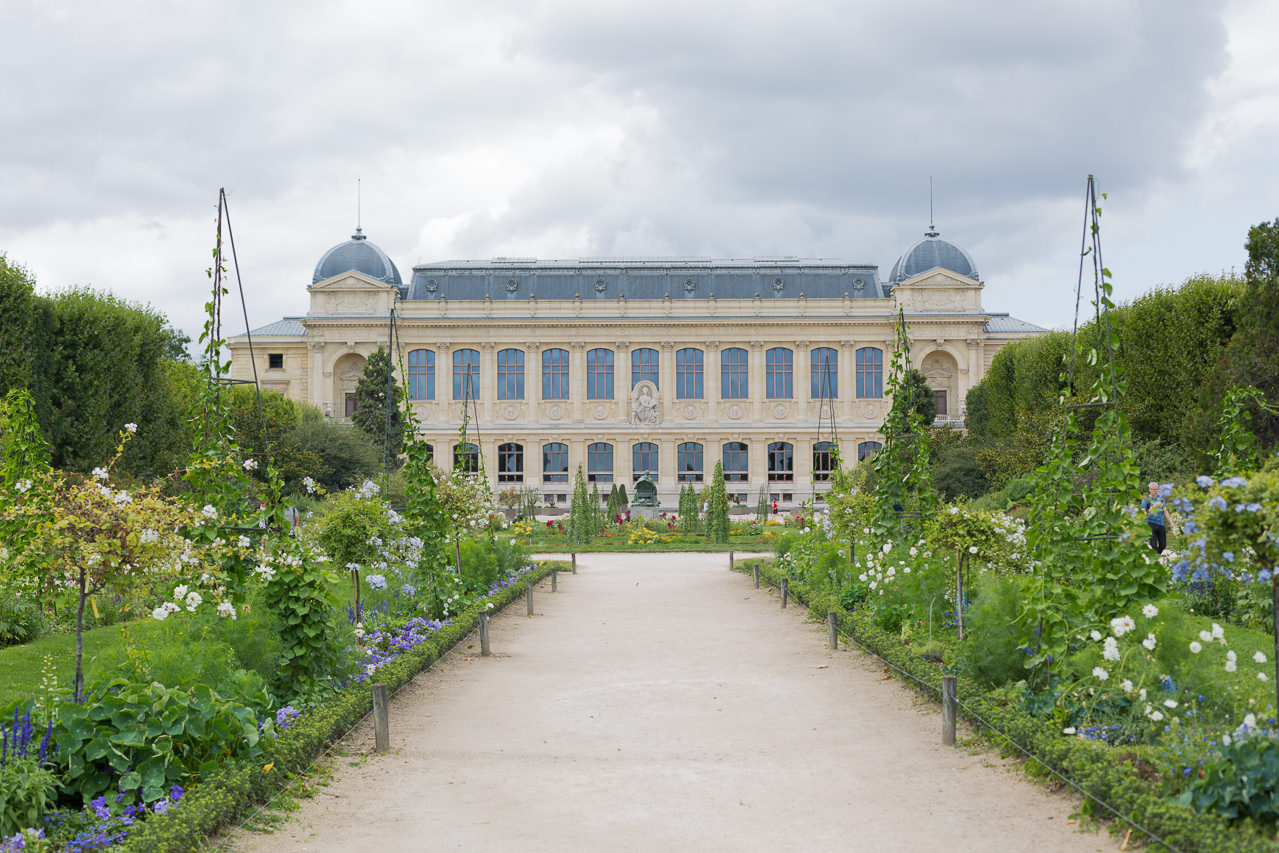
[228, 226, 1044, 507]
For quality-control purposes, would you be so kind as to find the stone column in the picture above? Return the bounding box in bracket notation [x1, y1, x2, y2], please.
[794, 340, 810, 410]
[660, 341, 676, 400]
[705, 341, 721, 412]
[749, 341, 765, 421]
[570, 341, 586, 422]
[840, 339, 856, 426]
[479, 342, 495, 424]
[616, 341, 630, 416]
[309, 341, 326, 413]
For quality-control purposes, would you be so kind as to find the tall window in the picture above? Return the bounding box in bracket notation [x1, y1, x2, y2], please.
[676, 348, 703, 399]
[856, 347, 883, 398]
[408, 349, 434, 400]
[722, 442, 749, 483]
[633, 442, 658, 480]
[543, 442, 568, 482]
[721, 347, 748, 399]
[768, 442, 794, 482]
[497, 349, 524, 400]
[632, 347, 659, 387]
[587, 442, 613, 483]
[813, 441, 836, 482]
[497, 442, 523, 483]
[811, 347, 837, 399]
[766, 348, 793, 398]
[677, 442, 704, 483]
[542, 348, 569, 400]
[454, 442, 480, 473]
[857, 440, 883, 461]
[934, 390, 948, 417]
[587, 348, 614, 399]
[453, 349, 479, 400]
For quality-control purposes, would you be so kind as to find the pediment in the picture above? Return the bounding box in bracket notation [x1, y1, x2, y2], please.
[895, 268, 981, 289]
[308, 271, 396, 292]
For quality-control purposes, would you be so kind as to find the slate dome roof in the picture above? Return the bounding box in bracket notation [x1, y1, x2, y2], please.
[889, 228, 979, 285]
[313, 228, 402, 286]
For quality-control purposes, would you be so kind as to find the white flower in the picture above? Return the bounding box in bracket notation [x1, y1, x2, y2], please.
[1199, 630, 1214, 643]
[1062, 727, 1077, 735]
[1150, 710, 1164, 722]
[1226, 659, 1238, 673]
[1119, 679, 1134, 692]
[1245, 713, 1258, 729]
[1139, 688, 1147, 701]
[1141, 604, 1158, 618]
[1102, 637, 1120, 662]
[184, 591, 202, 612]
[1142, 634, 1157, 651]
[1254, 651, 1267, 664]
[968, 546, 978, 554]
[1212, 623, 1225, 640]
[124, 422, 137, 433]
[151, 606, 170, 621]
[14, 479, 31, 494]
[242, 458, 258, 471]
[1189, 641, 1202, 654]
[1260, 672, 1269, 682]
[112, 491, 132, 506]
[217, 601, 237, 620]
[1092, 666, 1109, 681]
[1228, 650, 1238, 661]
[1110, 616, 1136, 637]
[140, 529, 159, 544]
[92, 467, 109, 480]
[881, 543, 891, 555]
[1089, 630, 1102, 642]
[173, 584, 189, 600]
[1164, 699, 1178, 709]
[255, 564, 276, 581]
[303, 476, 316, 494]
[201, 504, 218, 519]
[237, 535, 251, 548]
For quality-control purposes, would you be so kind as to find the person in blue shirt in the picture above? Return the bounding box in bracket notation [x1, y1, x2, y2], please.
[1140, 482, 1171, 554]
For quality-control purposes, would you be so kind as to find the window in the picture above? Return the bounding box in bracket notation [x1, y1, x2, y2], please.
[811, 347, 837, 399]
[676, 348, 703, 399]
[856, 347, 883, 398]
[721, 347, 748, 399]
[632, 347, 659, 387]
[408, 349, 434, 400]
[543, 442, 568, 482]
[934, 390, 948, 417]
[768, 442, 794, 482]
[542, 349, 569, 400]
[497, 442, 523, 483]
[677, 442, 703, 483]
[857, 440, 883, 461]
[267, 353, 284, 370]
[722, 442, 748, 483]
[587, 348, 614, 399]
[766, 348, 793, 398]
[344, 392, 357, 418]
[453, 349, 480, 400]
[813, 441, 836, 482]
[497, 349, 525, 400]
[454, 442, 480, 473]
[587, 442, 613, 483]
[633, 442, 658, 480]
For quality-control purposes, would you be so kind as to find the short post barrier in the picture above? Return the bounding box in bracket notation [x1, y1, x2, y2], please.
[729, 550, 735, 572]
[526, 579, 534, 616]
[828, 611, 838, 650]
[752, 565, 759, 589]
[479, 611, 491, 656]
[571, 553, 577, 574]
[942, 675, 957, 746]
[551, 568, 558, 592]
[781, 578, 789, 609]
[372, 683, 390, 753]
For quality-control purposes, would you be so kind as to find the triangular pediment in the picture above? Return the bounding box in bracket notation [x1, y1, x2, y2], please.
[308, 271, 397, 292]
[895, 267, 981, 289]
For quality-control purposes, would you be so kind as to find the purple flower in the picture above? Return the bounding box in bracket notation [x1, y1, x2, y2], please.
[170, 784, 184, 802]
[153, 799, 169, 816]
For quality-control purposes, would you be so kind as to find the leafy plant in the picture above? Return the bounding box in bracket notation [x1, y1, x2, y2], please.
[258, 538, 347, 697]
[1178, 732, 1279, 822]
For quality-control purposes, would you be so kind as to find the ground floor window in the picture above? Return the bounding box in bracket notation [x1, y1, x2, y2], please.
[588, 442, 613, 483]
[722, 442, 748, 483]
[813, 441, 836, 482]
[454, 442, 480, 473]
[857, 440, 882, 461]
[497, 442, 523, 483]
[768, 441, 794, 482]
[677, 442, 703, 482]
[543, 443, 568, 482]
[633, 442, 659, 481]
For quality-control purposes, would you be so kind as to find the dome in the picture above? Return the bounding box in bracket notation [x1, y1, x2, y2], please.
[312, 228, 402, 286]
[889, 228, 979, 285]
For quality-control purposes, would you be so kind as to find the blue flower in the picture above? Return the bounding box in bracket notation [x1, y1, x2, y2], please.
[1223, 552, 1234, 562]
[1208, 496, 1228, 511]
[1196, 475, 1214, 488]
[1222, 476, 1248, 488]
[170, 784, 184, 802]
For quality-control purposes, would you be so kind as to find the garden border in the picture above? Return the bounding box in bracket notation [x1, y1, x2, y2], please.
[114, 561, 564, 853]
[737, 558, 1275, 853]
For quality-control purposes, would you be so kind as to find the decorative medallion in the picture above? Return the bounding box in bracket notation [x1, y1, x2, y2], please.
[852, 277, 865, 290]
[548, 405, 563, 420]
[862, 402, 878, 419]
[425, 279, 438, 293]
[593, 405, 607, 419]
[683, 278, 696, 293]
[683, 405, 696, 419]
[772, 278, 784, 292]
[727, 404, 742, 420]
[504, 406, 517, 420]
[773, 404, 788, 419]
[595, 279, 607, 293]
[506, 279, 519, 293]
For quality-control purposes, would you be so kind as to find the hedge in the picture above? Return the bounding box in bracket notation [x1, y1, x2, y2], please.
[116, 561, 563, 852]
[738, 558, 1277, 853]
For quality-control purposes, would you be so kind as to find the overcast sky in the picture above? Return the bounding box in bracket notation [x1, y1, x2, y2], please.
[2, 0, 1276, 350]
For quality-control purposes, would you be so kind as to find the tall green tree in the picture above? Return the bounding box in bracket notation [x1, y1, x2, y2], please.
[1222, 219, 1279, 448]
[352, 346, 404, 469]
[566, 465, 594, 545]
[706, 462, 730, 543]
[0, 254, 36, 394]
[901, 369, 937, 425]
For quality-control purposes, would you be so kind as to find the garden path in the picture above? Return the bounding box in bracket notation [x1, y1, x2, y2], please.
[226, 552, 1117, 852]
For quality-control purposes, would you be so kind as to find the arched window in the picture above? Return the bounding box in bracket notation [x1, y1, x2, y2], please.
[543, 442, 568, 482]
[813, 441, 836, 482]
[856, 347, 883, 398]
[722, 441, 749, 483]
[497, 349, 525, 400]
[768, 441, 794, 482]
[497, 442, 524, 483]
[454, 442, 480, 473]
[587, 348, 614, 399]
[677, 442, 704, 483]
[453, 349, 479, 400]
[857, 440, 883, 461]
[676, 348, 703, 399]
[542, 349, 569, 400]
[811, 347, 837, 399]
[766, 347, 793, 398]
[721, 347, 748, 399]
[587, 442, 613, 483]
[408, 349, 434, 400]
[632, 347, 659, 387]
[633, 442, 659, 481]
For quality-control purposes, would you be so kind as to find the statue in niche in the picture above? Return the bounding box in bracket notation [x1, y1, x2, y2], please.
[632, 381, 660, 426]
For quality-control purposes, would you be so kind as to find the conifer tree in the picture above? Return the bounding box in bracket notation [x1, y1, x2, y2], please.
[352, 346, 404, 469]
[707, 462, 730, 543]
[566, 465, 593, 545]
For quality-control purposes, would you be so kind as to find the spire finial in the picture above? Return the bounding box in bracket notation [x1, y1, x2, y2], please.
[352, 178, 365, 240]
[925, 176, 939, 238]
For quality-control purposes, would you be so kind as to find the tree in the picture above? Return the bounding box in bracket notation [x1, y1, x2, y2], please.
[1222, 219, 1279, 449]
[290, 406, 383, 493]
[900, 369, 937, 426]
[706, 462, 730, 543]
[0, 254, 36, 395]
[351, 346, 404, 470]
[566, 465, 593, 545]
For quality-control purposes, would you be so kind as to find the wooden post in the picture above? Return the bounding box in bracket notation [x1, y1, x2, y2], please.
[372, 683, 390, 753]
[729, 551, 735, 572]
[454, 539, 463, 574]
[781, 578, 789, 609]
[942, 675, 957, 746]
[571, 553, 577, 574]
[752, 565, 760, 589]
[828, 611, 838, 650]
[479, 611, 491, 656]
[551, 568, 558, 592]
[526, 579, 534, 616]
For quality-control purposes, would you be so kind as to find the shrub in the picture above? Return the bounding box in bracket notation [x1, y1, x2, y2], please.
[0, 597, 44, 647]
[1179, 731, 1279, 822]
[956, 574, 1034, 688]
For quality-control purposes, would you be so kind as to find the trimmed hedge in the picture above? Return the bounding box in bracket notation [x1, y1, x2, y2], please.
[738, 558, 1277, 853]
[117, 562, 562, 852]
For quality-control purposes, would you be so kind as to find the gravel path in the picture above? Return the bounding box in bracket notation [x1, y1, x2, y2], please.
[227, 552, 1115, 852]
